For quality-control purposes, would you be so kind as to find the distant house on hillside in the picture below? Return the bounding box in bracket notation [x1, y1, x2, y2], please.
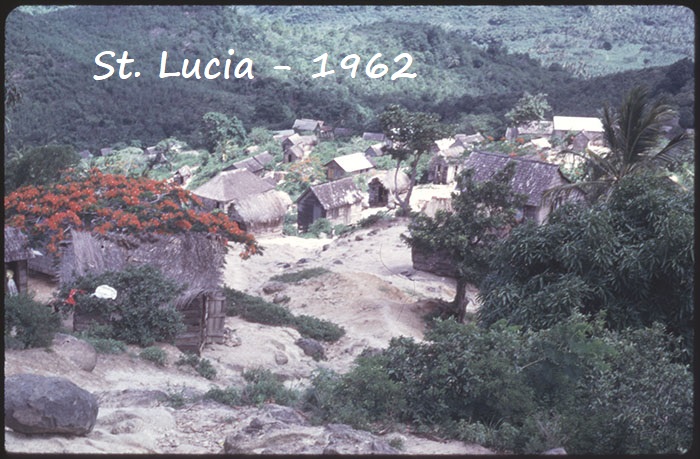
[296, 177, 364, 232]
[225, 151, 274, 176]
[552, 116, 604, 150]
[362, 132, 387, 143]
[364, 143, 385, 158]
[272, 129, 296, 142]
[505, 120, 554, 142]
[368, 170, 410, 207]
[451, 133, 485, 149]
[4, 226, 32, 295]
[333, 127, 354, 139]
[428, 145, 466, 184]
[99, 147, 113, 157]
[430, 138, 456, 154]
[463, 151, 585, 225]
[282, 134, 317, 163]
[324, 152, 375, 181]
[192, 169, 291, 234]
[293, 118, 324, 134]
[170, 165, 193, 186]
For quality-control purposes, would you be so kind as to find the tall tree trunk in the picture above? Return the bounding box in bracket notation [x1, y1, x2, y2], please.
[453, 277, 469, 322]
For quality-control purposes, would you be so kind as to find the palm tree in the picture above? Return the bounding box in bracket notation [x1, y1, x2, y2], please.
[553, 85, 690, 202]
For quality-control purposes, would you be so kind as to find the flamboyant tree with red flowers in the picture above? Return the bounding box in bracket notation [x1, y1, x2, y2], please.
[4, 168, 259, 258]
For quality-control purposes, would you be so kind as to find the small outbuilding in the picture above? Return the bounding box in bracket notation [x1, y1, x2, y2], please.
[192, 169, 291, 234]
[428, 145, 466, 184]
[324, 152, 375, 181]
[368, 170, 410, 207]
[4, 226, 33, 295]
[296, 177, 364, 232]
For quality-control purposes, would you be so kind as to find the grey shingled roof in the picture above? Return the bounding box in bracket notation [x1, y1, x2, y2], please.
[303, 177, 363, 210]
[463, 151, 567, 206]
[192, 169, 274, 203]
[293, 118, 322, 131]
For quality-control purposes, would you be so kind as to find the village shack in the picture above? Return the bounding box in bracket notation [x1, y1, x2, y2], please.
[4, 226, 33, 295]
[224, 151, 274, 176]
[552, 116, 605, 151]
[293, 118, 324, 134]
[505, 120, 554, 143]
[192, 169, 291, 234]
[463, 151, 585, 224]
[296, 177, 364, 232]
[59, 229, 228, 354]
[368, 170, 410, 207]
[428, 145, 466, 184]
[324, 152, 375, 181]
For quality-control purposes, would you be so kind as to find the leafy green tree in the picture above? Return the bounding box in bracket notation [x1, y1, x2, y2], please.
[403, 163, 526, 321]
[201, 112, 247, 159]
[505, 92, 551, 125]
[479, 172, 694, 361]
[379, 104, 453, 214]
[5, 144, 80, 192]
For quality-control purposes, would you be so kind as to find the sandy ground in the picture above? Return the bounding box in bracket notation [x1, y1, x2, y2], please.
[5, 194, 489, 455]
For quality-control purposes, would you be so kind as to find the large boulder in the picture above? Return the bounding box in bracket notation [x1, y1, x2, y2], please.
[4, 374, 99, 435]
[295, 338, 325, 360]
[51, 333, 98, 372]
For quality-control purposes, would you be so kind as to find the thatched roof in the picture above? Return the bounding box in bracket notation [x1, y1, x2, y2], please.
[325, 152, 375, 174]
[59, 229, 226, 294]
[192, 169, 274, 203]
[4, 226, 32, 262]
[369, 170, 411, 194]
[463, 151, 569, 206]
[301, 177, 363, 210]
[229, 190, 292, 226]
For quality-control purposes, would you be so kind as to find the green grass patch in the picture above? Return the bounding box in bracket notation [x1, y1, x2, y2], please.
[269, 267, 331, 284]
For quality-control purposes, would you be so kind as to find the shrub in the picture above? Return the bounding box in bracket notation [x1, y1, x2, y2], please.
[140, 346, 167, 366]
[293, 314, 345, 343]
[176, 353, 217, 380]
[268, 267, 330, 284]
[204, 386, 241, 407]
[241, 368, 299, 406]
[333, 224, 353, 236]
[358, 211, 388, 228]
[82, 336, 127, 354]
[4, 293, 61, 349]
[304, 218, 332, 238]
[224, 287, 345, 342]
[58, 265, 185, 346]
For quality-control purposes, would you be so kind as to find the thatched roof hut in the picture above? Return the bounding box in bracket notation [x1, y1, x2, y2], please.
[368, 170, 410, 207]
[192, 169, 291, 234]
[4, 226, 32, 294]
[60, 229, 228, 354]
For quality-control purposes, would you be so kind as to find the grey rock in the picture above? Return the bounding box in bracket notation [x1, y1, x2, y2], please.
[296, 258, 310, 265]
[274, 351, 289, 365]
[272, 293, 289, 304]
[333, 259, 343, 265]
[262, 281, 287, 294]
[295, 338, 325, 360]
[5, 374, 99, 435]
[52, 333, 98, 372]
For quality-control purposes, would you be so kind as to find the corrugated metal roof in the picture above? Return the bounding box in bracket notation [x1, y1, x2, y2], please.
[293, 118, 322, 131]
[553, 116, 604, 132]
[326, 152, 375, 173]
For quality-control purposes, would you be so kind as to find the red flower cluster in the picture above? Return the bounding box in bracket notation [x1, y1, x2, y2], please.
[4, 168, 258, 258]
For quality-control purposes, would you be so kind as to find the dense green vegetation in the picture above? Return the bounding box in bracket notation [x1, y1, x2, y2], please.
[4, 293, 61, 349]
[4, 5, 694, 156]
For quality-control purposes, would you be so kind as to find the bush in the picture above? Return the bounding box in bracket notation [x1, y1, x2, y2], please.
[241, 368, 299, 406]
[304, 218, 333, 238]
[81, 336, 127, 354]
[357, 211, 388, 228]
[205, 386, 241, 407]
[268, 267, 330, 284]
[224, 287, 345, 342]
[176, 353, 217, 380]
[140, 346, 167, 366]
[58, 265, 185, 346]
[293, 314, 345, 343]
[4, 293, 61, 349]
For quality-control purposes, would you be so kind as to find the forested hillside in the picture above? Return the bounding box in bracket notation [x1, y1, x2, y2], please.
[4, 5, 694, 153]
